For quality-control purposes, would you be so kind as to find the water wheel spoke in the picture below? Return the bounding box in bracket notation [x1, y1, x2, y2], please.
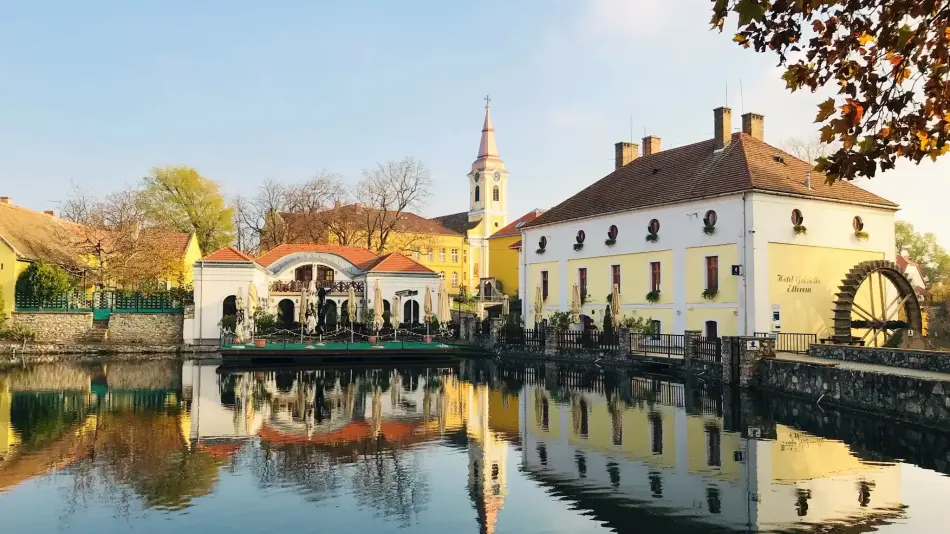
[851, 302, 877, 323]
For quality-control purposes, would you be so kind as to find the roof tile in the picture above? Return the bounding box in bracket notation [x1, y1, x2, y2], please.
[203, 246, 257, 262]
[361, 252, 434, 274]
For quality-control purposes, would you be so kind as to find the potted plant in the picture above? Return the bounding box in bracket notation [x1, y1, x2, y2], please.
[793, 224, 807, 235]
[703, 224, 716, 235]
[645, 232, 658, 243]
[252, 309, 277, 347]
[646, 290, 660, 303]
[855, 230, 869, 240]
[702, 288, 719, 301]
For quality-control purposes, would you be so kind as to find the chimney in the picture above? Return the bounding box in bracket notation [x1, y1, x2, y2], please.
[714, 106, 732, 150]
[642, 136, 661, 156]
[741, 112, 764, 140]
[614, 142, 638, 170]
[333, 200, 341, 209]
[803, 171, 812, 189]
[44, 210, 55, 216]
[0, 197, 10, 204]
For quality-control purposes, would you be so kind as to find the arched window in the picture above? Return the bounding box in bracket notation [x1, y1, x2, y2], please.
[277, 299, 295, 327]
[492, 186, 500, 202]
[222, 295, 237, 318]
[403, 299, 420, 324]
[474, 185, 480, 202]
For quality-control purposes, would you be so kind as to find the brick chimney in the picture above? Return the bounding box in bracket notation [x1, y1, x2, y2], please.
[44, 210, 55, 216]
[0, 197, 10, 204]
[642, 136, 661, 156]
[741, 112, 764, 140]
[714, 107, 732, 150]
[614, 142, 638, 170]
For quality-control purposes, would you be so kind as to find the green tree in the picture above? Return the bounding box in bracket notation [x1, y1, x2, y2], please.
[895, 221, 950, 285]
[15, 261, 73, 307]
[603, 304, 615, 339]
[712, 1, 950, 181]
[142, 166, 236, 252]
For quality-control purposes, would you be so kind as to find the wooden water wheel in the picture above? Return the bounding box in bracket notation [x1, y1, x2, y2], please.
[832, 260, 923, 346]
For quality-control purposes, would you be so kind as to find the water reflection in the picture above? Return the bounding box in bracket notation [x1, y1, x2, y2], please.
[0, 359, 948, 532]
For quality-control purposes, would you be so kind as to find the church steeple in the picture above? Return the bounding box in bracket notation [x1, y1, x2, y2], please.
[472, 96, 505, 172]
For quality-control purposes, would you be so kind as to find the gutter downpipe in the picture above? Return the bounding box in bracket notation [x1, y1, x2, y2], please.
[741, 192, 748, 336]
[198, 261, 203, 344]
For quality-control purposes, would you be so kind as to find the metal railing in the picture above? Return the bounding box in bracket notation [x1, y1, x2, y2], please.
[754, 332, 817, 354]
[498, 327, 546, 349]
[693, 336, 723, 363]
[556, 330, 619, 351]
[16, 289, 187, 313]
[629, 333, 685, 359]
[270, 280, 365, 294]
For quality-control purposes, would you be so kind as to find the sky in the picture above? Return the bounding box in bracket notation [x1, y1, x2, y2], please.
[0, 0, 947, 248]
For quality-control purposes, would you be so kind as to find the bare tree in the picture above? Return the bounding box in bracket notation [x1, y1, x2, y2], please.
[354, 157, 432, 254]
[235, 172, 344, 253]
[782, 135, 840, 167]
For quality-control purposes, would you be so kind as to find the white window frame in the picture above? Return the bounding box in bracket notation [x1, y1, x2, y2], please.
[440, 248, 446, 262]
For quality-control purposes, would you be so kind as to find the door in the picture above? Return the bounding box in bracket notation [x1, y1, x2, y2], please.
[705, 320, 718, 340]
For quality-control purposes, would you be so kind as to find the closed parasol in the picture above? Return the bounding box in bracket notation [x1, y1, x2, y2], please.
[373, 280, 384, 332]
[234, 288, 246, 342]
[247, 282, 258, 336]
[534, 285, 543, 326]
[502, 294, 510, 317]
[438, 279, 451, 323]
[570, 284, 581, 325]
[611, 283, 621, 327]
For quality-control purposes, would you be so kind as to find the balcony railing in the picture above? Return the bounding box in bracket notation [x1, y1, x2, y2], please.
[269, 280, 365, 294]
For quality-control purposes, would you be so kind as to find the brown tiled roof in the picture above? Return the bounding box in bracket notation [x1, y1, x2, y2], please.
[138, 229, 193, 257]
[256, 243, 379, 269]
[490, 209, 545, 239]
[508, 239, 522, 250]
[431, 211, 480, 234]
[280, 205, 462, 239]
[203, 246, 256, 262]
[527, 133, 897, 228]
[360, 252, 434, 274]
[0, 202, 88, 268]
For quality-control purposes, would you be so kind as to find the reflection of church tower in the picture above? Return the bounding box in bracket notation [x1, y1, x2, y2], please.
[466, 385, 508, 534]
[467, 97, 509, 287]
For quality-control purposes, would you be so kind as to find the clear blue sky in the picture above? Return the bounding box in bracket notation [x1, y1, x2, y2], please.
[1, 0, 946, 246]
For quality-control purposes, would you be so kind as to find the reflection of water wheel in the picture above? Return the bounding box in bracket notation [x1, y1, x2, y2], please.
[832, 260, 922, 346]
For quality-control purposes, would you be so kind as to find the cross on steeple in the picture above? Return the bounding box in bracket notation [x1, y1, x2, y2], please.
[484, 94, 491, 110]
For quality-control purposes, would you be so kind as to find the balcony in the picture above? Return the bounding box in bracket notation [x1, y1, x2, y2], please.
[269, 280, 365, 294]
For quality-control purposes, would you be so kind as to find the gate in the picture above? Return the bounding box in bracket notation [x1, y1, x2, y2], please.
[729, 337, 740, 383]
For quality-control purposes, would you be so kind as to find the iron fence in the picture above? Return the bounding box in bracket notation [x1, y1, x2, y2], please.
[693, 336, 723, 363]
[16, 289, 188, 314]
[754, 332, 817, 354]
[629, 333, 685, 359]
[498, 327, 546, 349]
[556, 330, 619, 351]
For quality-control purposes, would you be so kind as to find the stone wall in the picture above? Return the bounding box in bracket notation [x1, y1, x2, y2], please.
[108, 313, 183, 344]
[9, 312, 93, 342]
[756, 359, 950, 428]
[811, 344, 950, 373]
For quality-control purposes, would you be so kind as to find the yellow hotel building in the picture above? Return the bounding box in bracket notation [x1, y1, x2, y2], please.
[520, 107, 900, 338]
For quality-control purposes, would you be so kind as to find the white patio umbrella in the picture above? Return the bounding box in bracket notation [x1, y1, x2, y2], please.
[392, 295, 400, 340]
[347, 283, 357, 343]
[247, 282, 258, 337]
[234, 288, 246, 342]
[438, 281, 452, 324]
[570, 284, 581, 325]
[373, 280, 384, 334]
[299, 287, 308, 342]
[611, 283, 621, 327]
[534, 285, 543, 326]
[424, 286, 433, 337]
[502, 294, 510, 317]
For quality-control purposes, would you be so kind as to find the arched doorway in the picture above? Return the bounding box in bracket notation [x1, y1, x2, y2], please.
[704, 320, 718, 339]
[341, 300, 350, 325]
[223, 295, 237, 318]
[383, 300, 392, 326]
[403, 300, 420, 324]
[324, 300, 338, 329]
[278, 299, 295, 328]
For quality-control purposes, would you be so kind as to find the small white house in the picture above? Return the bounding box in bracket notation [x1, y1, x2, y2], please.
[191, 244, 444, 343]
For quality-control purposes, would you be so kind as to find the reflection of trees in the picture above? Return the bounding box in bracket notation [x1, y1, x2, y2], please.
[245, 442, 345, 502]
[10, 392, 89, 448]
[351, 437, 430, 527]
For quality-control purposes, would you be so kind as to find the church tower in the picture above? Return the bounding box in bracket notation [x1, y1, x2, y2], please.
[467, 97, 509, 285]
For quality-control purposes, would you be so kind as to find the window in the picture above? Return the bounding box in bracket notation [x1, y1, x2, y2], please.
[440, 248, 446, 262]
[705, 320, 718, 339]
[705, 424, 722, 467]
[452, 248, 459, 263]
[578, 268, 588, 302]
[492, 186, 500, 202]
[705, 256, 719, 291]
[317, 265, 334, 284]
[650, 262, 661, 293]
[439, 271, 445, 279]
[427, 249, 433, 262]
[474, 186, 480, 202]
[541, 271, 549, 300]
[611, 265, 621, 291]
[648, 412, 663, 454]
[294, 264, 313, 282]
[452, 272, 459, 287]
[650, 320, 661, 339]
[413, 248, 420, 261]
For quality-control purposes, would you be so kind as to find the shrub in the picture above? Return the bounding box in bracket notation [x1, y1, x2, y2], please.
[702, 288, 719, 301]
[0, 324, 37, 343]
[383, 310, 392, 327]
[603, 305, 615, 339]
[646, 290, 661, 303]
[252, 309, 278, 336]
[325, 305, 338, 329]
[15, 260, 73, 307]
[548, 311, 571, 332]
[218, 314, 237, 332]
[621, 314, 656, 334]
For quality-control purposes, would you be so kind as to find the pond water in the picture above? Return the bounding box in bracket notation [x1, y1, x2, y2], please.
[1, 359, 949, 533]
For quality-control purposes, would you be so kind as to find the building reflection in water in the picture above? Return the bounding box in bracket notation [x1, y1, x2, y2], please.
[0, 359, 926, 532]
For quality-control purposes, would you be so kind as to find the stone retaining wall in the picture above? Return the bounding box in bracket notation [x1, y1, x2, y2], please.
[811, 344, 950, 374]
[756, 359, 950, 428]
[108, 312, 183, 344]
[9, 312, 93, 342]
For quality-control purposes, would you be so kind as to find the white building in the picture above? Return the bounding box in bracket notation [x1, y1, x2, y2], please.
[190, 244, 444, 343]
[520, 107, 902, 339]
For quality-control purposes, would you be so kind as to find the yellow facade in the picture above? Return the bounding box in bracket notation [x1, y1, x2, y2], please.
[488, 235, 520, 297]
[685, 244, 738, 304]
[0, 383, 17, 458]
[686, 307, 739, 336]
[179, 237, 202, 286]
[686, 415, 741, 481]
[527, 261, 560, 314]
[0, 241, 19, 317]
[767, 243, 883, 338]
